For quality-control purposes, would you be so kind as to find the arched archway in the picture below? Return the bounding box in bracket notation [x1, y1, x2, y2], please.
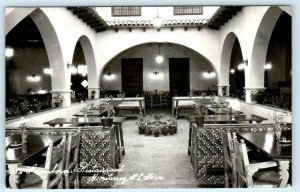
[70, 35, 98, 100]
[220, 32, 245, 96]
[6, 8, 68, 106]
[248, 6, 283, 88]
[77, 35, 98, 98]
[244, 6, 285, 103]
[99, 42, 219, 97]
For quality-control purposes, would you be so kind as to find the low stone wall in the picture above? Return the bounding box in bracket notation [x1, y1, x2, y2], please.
[223, 97, 292, 123]
[5, 99, 101, 128]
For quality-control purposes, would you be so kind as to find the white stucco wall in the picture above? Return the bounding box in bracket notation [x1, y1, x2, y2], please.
[100, 43, 218, 92]
[39, 8, 99, 89]
[219, 6, 270, 86]
[6, 6, 289, 105]
[95, 27, 221, 82]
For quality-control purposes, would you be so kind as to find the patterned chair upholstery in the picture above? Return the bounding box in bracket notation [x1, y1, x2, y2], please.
[190, 123, 291, 186]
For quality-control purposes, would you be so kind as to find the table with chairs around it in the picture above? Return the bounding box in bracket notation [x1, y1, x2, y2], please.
[189, 122, 291, 187]
[6, 118, 123, 189]
[221, 129, 291, 188]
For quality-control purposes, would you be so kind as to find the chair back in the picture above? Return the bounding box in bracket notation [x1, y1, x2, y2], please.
[222, 130, 236, 166]
[233, 135, 251, 185]
[45, 135, 66, 171]
[221, 129, 237, 187]
[65, 130, 81, 169]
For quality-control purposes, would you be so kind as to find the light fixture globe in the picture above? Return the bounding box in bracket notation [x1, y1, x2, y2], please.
[264, 63, 272, 70]
[5, 47, 14, 58]
[203, 71, 216, 78]
[155, 54, 164, 63]
[153, 16, 163, 28]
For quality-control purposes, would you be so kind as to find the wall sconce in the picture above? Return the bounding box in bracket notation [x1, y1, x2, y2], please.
[153, 71, 159, 75]
[237, 59, 248, 70]
[264, 63, 272, 70]
[43, 68, 52, 75]
[230, 69, 235, 74]
[149, 70, 163, 80]
[67, 62, 78, 74]
[78, 65, 87, 76]
[27, 73, 41, 82]
[105, 72, 115, 80]
[155, 44, 164, 63]
[5, 47, 14, 59]
[203, 70, 216, 78]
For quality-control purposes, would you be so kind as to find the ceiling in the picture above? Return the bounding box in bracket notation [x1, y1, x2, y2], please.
[5, 6, 242, 48]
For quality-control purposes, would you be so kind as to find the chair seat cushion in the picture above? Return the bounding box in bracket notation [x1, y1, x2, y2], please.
[253, 169, 281, 187]
[20, 173, 62, 189]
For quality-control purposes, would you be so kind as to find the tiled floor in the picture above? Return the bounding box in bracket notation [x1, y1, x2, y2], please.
[112, 108, 198, 188]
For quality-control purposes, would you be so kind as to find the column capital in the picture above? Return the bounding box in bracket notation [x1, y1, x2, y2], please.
[243, 87, 266, 90]
[87, 87, 102, 90]
[217, 84, 230, 87]
[51, 90, 72, 93]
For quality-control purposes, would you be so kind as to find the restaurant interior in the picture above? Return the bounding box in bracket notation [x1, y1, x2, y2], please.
[4, 5, 293, 189]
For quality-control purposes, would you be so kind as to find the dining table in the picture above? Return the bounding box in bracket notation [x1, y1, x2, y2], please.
[189, 114, 267, 124]
[206, 107, 243, 115]
[187, 114, 268, 155]
[6, 134, 62, 189]
[73, 110, 108, 117]
[237, 131, 291, 188]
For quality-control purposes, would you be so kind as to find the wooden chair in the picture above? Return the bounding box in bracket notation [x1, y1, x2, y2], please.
[233, 133, 281, 188]
[221, 130, 237, 188]
[15, 136, 66, 189]
[161, 92, 168, 107]
[64, 131, 80, 189]
[151, 93, 162, 108]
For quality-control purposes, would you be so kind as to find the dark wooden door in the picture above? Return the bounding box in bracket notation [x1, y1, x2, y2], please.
[122, 58, 143, 97]
[169, 58, 190, 96]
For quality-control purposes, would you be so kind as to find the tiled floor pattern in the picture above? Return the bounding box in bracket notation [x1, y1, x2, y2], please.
[112, 109, 198, 188]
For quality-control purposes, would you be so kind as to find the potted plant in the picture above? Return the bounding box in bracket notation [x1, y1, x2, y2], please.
[33, 99, 41, 113]
[101, 101, 115, 128]
[91, 90, 96, 99]
[250, 90, 266, 104]
[145, 124, 151, 136]
[168, 118, 177, 134]
[54, 94, 64, 107]
[161, 125, 169, 136]
[20, 100, 29, 116]
[136, 114, 146, 134]
[152, 125, 161, 137]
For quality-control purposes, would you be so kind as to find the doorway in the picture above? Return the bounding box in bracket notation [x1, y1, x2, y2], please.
[121, 58, 143, 97]
[169, 58, 190, 96]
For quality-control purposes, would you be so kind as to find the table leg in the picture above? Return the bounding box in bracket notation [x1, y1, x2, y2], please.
[8, 164, 21, 189]
[119, 123, 125, 155]
[188, 121, 192, 155]
[115, 123, 121, 164]
[277, 160, 290, 188]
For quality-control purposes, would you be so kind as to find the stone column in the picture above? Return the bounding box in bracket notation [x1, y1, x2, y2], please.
[217, 84, 230, 96]
[51, 90, 72, 107]
[217, 85, 223, 96]
[244, 87, 266, 103]
[88, 87, 101, 99]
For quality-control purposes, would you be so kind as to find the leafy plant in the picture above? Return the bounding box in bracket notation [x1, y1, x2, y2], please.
[250, 90, 265, 103]
[54, 94, 64, 103]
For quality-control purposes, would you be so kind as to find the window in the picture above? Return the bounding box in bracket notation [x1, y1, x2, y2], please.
[112, 7, 141, 16]
[174, 6, 203, 15]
